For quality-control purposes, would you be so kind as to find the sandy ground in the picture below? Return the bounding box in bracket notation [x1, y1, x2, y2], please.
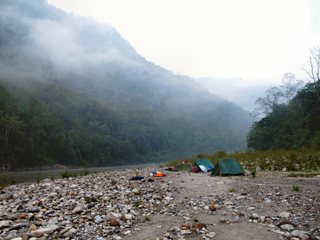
[123, 171, 319, 240]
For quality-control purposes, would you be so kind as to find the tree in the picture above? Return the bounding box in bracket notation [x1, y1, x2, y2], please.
[303, 46, 320, 102]
[280, 73, 304, 102]
[303, 46, 320, 83]
[252, 73, 304, 118]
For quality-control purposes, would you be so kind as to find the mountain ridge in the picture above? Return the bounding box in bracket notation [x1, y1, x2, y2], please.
[0, 0, 252, 169]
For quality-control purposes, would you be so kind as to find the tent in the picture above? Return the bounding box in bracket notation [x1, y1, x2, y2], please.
[195, 159, 215, 172]
[211, 158, 245, 176]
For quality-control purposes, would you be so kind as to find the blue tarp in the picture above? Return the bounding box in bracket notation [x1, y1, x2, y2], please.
[195, 159, 215, 171]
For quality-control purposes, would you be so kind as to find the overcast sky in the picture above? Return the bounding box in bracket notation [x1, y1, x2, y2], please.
[48, 0, 319, 85]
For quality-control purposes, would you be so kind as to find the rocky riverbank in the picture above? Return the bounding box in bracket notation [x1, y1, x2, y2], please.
[0, 168, 319, 240]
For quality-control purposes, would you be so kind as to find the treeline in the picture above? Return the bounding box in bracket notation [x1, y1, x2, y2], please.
[0, 0, 251, 170]
[0, 81, 248, 170]
[247, 81, 320, 150]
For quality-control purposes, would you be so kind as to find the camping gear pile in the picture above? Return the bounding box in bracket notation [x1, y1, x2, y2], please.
[128, 158, 245, 180]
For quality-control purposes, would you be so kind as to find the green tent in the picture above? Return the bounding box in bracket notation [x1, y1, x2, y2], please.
[195, 159, 215, 172]
[211, 158, 245, 176]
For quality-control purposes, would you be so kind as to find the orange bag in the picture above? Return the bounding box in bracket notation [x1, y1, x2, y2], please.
[155, 172, 166, 177]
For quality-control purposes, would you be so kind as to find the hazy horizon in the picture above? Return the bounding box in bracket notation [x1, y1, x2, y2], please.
[48, 0, 320, 86]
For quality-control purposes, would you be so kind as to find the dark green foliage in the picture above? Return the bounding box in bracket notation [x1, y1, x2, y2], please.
[248, 82, 320, 151]
[81, 169, 89, 176]
[292, 185, 300, 192]
[0, 0, 252, 170]
[61, 171, 77, 179]
[251, 167, 256, 178]
[0, 81, 252, 170]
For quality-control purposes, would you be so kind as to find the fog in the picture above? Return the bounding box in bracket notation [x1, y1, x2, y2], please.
[0, 0, 254, 168]
[195, 78, 271, 111]
[0, 0, 269, 112]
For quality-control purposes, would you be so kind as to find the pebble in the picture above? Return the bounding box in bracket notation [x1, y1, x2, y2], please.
[30, 225, 59, 237]
[280, 224, 294, 231]
[0, 169, 318, 240]
[0, 221, 11, 230]
[94, 215, 104, 224]
[279, 212, 290, 218]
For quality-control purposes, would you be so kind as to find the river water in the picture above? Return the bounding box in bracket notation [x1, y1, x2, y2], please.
[0, 163, 156, 185]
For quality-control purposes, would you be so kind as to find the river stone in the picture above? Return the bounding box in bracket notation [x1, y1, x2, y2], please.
[112, 235, 122, 240]
[132, 188, 140, 195]
[291, 230, 311, 238]
[280, 224, 294, 231]
[109, 219, 120, 227]
[106, 212, 122, 221]
[209, 202, 217, 211]
[124, 214, 133, 220]
[0, 220, 11, 230]
[10, 223, 28, 230]
[279, 212, 290, 218]
[206, 232, 216, 238]
[72, 205, 84, 214]
[63, 228, 77, 237]
[94, 215, 103, 224]
[28, 206, 40, 213]
[30, 225, 59, 237]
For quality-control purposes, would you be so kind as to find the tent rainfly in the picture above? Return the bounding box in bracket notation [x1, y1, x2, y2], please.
[195, 159, 215, 172]
[211, 158, 245, 176]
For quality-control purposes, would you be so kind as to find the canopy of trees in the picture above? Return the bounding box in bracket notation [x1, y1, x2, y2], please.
[0, 0, 252, 170]
[247, 81, 320, 150]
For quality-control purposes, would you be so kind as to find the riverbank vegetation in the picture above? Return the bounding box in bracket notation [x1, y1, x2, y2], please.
[167, 150, 320, 173]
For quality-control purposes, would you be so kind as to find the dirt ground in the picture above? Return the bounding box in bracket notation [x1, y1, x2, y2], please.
[124, 171, 320, 240]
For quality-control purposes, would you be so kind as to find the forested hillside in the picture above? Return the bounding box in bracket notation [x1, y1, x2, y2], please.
[0, 0, 252, 170]
[247, 81, 320, 150]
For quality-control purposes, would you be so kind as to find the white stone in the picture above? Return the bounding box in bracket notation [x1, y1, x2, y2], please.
[30, 225, 59, 237]
[280, 224, 294, 232]
[72, 205, 84, 214]
[279, 212, 290, 218]
[206, 231, 216, 238]
[291, 230, 310, 238]
[124, 213, 133, 220]
[63, 228, 77, 237]
[0, 220, 11, 230]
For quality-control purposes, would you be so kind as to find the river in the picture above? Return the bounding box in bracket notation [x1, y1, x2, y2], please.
[0, 163, 157, 185]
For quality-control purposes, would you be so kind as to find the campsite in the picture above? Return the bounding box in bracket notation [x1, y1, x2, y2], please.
[1, 0, 320, 239]
[0, 159, 319, 240]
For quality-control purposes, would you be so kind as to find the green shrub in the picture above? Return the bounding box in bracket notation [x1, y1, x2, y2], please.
[292, 185, 300, 192]
[80, 169, 89, 176]
[61, 171, 77, 178]
[251, 167, 256, 178]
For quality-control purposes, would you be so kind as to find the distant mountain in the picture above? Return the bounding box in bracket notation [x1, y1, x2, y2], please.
[195, 77, 270, 111]
[0, 0, 252, 169]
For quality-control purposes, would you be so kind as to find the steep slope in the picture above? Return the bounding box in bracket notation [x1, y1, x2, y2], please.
[0, 0, 252, 169]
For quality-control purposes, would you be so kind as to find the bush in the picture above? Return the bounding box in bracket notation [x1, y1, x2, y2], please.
[292, 185, 300, 192]
[61, 171, 77, 178]
[251, 167, 256, 178]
